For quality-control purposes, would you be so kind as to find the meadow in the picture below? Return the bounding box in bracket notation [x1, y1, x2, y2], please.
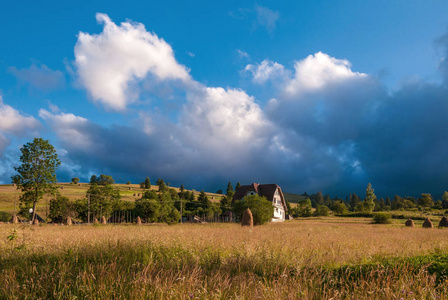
[1, 219, 448, 299]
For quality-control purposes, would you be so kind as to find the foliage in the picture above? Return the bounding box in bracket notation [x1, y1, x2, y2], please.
[363, 183, 376, 213]
[75, 183, 121, 221]
[126, 181, 131, 185]
[0, 211, 10, 222]
[233, 194, 274, 225]
[11, 138, 61, 222]
[330, 200, 349, 215]
[135, 198, 160, 223]
[49, 195, 77, 222]
[418, 193, 434, 207]
[226, 181, 234, 197]
[373, 212, 392, 224]
[156, 178, 167, 192]
[144, 177, 151, 189]
[313, 205, 330, 216]
[71, 177, 79, 184]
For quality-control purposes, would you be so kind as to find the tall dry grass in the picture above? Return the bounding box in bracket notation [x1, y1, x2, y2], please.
[1, 219, 448, 299]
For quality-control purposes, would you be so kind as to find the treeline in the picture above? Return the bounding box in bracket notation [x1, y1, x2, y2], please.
[291, 183, 448, 218]
[18, 177, 254, 225]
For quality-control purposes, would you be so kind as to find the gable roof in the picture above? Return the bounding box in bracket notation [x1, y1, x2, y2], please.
[232, 183, 287, 212]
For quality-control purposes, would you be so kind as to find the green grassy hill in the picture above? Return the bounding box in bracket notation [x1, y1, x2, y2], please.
[0, 183, 223, 219]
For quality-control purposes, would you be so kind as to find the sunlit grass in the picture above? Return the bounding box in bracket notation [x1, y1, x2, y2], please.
[1, 219, 448, 298]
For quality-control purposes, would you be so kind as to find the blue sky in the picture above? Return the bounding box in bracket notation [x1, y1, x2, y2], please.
[1, 1, 448, 198]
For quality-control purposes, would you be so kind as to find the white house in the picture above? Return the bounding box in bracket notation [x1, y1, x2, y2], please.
[232, 183, 288, 222]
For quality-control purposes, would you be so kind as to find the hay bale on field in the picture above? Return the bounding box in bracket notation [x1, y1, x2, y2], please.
[438, 216, 448, 228]
[136, 216, 142, 225]
[133, 193, 136, 196]
[33, 219, 39, 225]
[241, 208, 253, 227]
[405, 219, 414, 227]
[12, 214, 18, 224]
[94, 218, 99, 225]
[129, 187, 131, 190]
[101, 216, 107, 224]
[422, 218, 433, 228]
[137, 193, 140, 197]
[66, 216, 72, 226]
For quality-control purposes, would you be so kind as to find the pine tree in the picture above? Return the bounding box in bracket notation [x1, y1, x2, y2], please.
[316, 191, 324, 206]
[226, 181, 234, 197]
[144, 177, 151, 189]
[235, 182, 242, 190]
[363, 183, 376, 213]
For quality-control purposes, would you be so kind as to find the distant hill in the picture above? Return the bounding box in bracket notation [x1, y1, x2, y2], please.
[283, 192, 307, 204]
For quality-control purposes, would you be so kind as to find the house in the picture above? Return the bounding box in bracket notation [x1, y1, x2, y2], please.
[232, 183, 288, 222]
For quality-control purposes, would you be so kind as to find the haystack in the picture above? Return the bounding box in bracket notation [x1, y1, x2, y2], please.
[66, 216, 72, 226]
[101, 216, 107, 224]
[136, 216, 142, 225]
[422, 218, 433, 228]
[438, 216, 448, 228]
[404, 219, 414, 227]
[32, 218, 39, 225]
[94, 218, 99, 225]
[241, 208, 253, 227]
[12, 214, 18, 224]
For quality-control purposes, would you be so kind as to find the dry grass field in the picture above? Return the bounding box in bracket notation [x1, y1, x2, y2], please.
[1, 219, 448, 299]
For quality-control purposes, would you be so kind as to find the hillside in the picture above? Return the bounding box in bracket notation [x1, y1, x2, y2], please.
[0, 183, 223, 218]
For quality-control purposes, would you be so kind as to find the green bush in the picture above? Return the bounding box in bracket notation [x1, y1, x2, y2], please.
[234, 195, 274, 225]
[373, 212, 391, 224]
[313, 205, 330, 216]
[0, 211, 11, 222]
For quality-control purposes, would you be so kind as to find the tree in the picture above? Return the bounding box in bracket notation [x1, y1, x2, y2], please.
[156, 178, 167, 192]
[216, 189, 223, 194]
[233, 195, 274, 225]
[126, 181, 131, 185]
[316, 191, 324, 206]
[96, 174, 115, 185]
[350, 193, 361, 211]
[363, 183, 376, 213]
[314, 205, 330, 216]
[49, 195, 77, 222]
[418, 193, 434, 208]
[144, 177, 151, 189]
[90, 175, 97, 184]
[12, 138, 61, 223]
[235, 182, 242, 190]
[331, 200, 348, 215]
[226, 181, 234, 197]
[71, 177, 79, 184]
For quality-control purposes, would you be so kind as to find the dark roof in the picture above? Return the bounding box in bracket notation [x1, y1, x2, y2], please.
[232, 183, 287, 211]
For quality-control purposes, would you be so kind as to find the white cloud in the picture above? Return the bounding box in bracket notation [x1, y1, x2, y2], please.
[74, 13, 191, 111]
[237, 49, 250, 59]
[255, 5, 279, 32]
[182, 85, 272, 155]
[285, 52, 367, 95]
[39, 109, 92, 150]
[0, 96, 40, 134]
[9, 63, 65, 91]
[245, 59, 288, 84]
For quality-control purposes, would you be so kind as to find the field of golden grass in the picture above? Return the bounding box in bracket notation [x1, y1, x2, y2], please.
[1, 219, 448, 299]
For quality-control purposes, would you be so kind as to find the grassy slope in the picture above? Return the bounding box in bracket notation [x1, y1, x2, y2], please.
[0, 183, 223, 217]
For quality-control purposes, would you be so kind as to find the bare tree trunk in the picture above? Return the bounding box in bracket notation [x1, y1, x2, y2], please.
[31, 200, 37, 223]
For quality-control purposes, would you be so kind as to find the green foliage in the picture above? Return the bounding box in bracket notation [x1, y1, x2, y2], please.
[316, 191, 324, 206]
[11, 138, 61, 221]
[216, 189, 223, 194]
[313, 205, 330, 216]
[49, 195, 77, 222]
[156, 178, 167, 193]
[126, 181, 131, 185]
[144, 177, 151, 189]
[90, 175, 97, 184]
[135, 198, 160, 223]
[226, 181, 234, 197]
[71, 177, 79, 184]
[234, 195, 274, 225]
[330, 200, 349, 215]
[75, 183, 121, 221]
[0, 211, 10, 222]
[418, 193, 434, 207]
[362, 183, 376, 213]
[373, 212, 392, 224]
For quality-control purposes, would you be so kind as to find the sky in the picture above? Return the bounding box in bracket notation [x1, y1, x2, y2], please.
[1, 0, 448, 198]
